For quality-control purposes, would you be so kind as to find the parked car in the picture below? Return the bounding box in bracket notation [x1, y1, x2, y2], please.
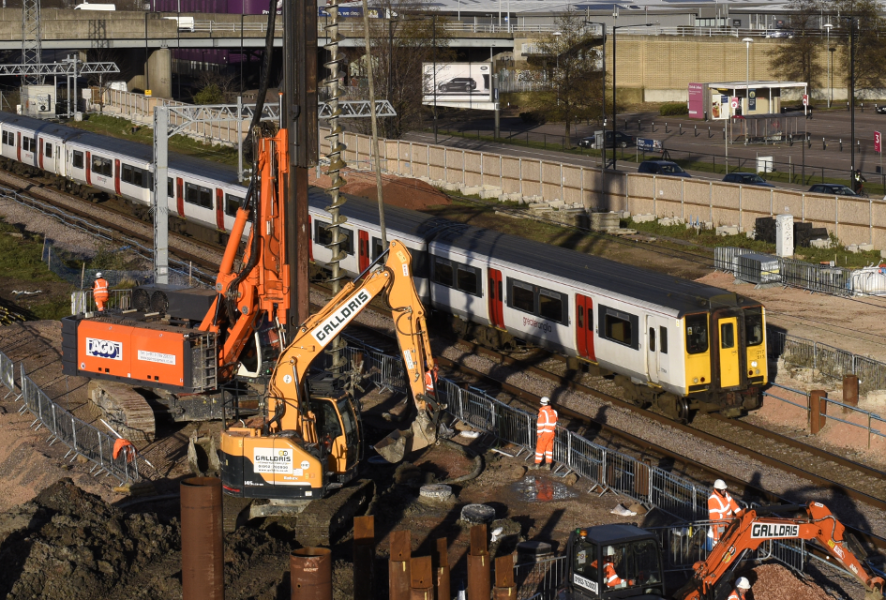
[723, 172, 775, 187]
[638, 160, 692, 177]
[437, 77, 477, 93]
[780, 104, 814, 114]
[765, 29, 793, 38]
[808, 184, 858, 196]
[577, 130, 636, 149]
[876, 105, 886, 114]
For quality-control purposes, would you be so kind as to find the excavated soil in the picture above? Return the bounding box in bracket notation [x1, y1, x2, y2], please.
[309, 169, 451, 211]
[745, 563, 832, 600]
[0, 478, 293, 600]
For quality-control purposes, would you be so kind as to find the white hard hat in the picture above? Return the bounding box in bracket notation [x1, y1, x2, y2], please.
[95, 272, 103, 278]
[714, 479, 728, 490]
[736, 577, 751, 590]
[540, 396, 550, 405]
[604, 546, 616, 555]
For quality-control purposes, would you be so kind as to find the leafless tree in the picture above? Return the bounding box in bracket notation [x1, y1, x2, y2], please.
[766, 0, 824, 96]
[832, 0, 886, 95]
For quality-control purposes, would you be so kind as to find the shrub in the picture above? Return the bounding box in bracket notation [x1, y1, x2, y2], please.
[660, 103, 689, 116]
[519, 110, 547, 124]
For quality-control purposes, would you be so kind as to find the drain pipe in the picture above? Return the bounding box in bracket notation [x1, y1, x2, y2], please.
[181, 477, 224, 600]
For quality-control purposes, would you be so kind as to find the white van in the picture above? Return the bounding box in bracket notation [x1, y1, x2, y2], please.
[74, 3, 117, 10]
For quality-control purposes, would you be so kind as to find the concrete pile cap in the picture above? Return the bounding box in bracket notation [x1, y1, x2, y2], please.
[460, 503, 496, 525]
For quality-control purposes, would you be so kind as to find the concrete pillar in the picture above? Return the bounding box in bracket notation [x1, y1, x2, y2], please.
[843, 375, 859, 413]
[146, 47, 172, 98]
[809, 390, 828, 435]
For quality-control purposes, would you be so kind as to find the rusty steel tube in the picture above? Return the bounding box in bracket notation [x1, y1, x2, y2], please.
[492, 554, 516, 600]
[389, 530, 412, 600]
[181, 476, 224, 600]
[353, 516, 375, 600]
[435, 537, 450, 600]
[410, 556, 434, 600]
[291, 547, 332, 600]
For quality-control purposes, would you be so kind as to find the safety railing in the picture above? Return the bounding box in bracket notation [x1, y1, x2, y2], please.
[715, 246, 853, 296]
[0, 350, 15, 399]
[71, 289, 133, 315]
[515, 555, 568, 600]
[17, 364, 141, 483]
[763, 382, 886, 448]
[766, 326, 886, 393]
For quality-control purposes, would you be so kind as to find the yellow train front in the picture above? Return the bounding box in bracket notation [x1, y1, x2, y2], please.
[220, 390, 362, 499]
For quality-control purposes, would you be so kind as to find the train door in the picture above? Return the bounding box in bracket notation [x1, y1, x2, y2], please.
[575, 294, 595, 362]
[358, 230, 370, 272]
[176, 177, 184, 216]
[717, 316, 740, 388]
[487, 268, 504, 328]
[38, 138, 43, 169]
[646, 315, 668, 383]
[308, 215, 313, 260]
[114, 159, 121, 195]
[85, 151, 92, 184]
[215, 188, 225, 229]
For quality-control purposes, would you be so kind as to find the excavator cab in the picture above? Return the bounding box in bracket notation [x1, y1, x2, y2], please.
[306, 391, 362, 483]
[237, 318, 284, 379]
[560, 524, 666, 600]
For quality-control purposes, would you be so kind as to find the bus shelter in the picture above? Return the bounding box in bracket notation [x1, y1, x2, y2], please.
[731, 113, 806, 145]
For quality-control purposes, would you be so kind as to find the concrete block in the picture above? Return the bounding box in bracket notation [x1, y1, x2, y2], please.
[716, 226, 740, 237]
[703, 221, 713, 230]
[620, 211, 631, 219]
[858, 243, 875, 252]
[673, 217, 685, 225]
[881, 249, 886, 259]
[462, 186, 482, 196]
[847, 244, 860, 254]
[810, 238, 833, 249]
[591, 212, 621, 232]
[746, 230, 756, 239]
[633, 213, 656, 224]
[658, 217, 676, 227]
[548, 199, 565, 209]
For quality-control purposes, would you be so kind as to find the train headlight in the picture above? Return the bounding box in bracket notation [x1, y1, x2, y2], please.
[693, 377, 699, 384]
[755, 369, 761, 375]
[751, 361, 758, 368]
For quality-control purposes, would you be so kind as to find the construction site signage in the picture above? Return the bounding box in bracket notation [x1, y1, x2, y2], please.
[422, 63, 493, 104]
[312, 289, 374, 343]
[750, 523, 800, 539]
[253, 447, 294, 475]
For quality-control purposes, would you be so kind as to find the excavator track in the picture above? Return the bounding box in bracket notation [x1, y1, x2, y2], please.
[88, 380, 156, 442]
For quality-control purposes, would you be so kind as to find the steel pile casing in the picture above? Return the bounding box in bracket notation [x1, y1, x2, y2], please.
[291, 547, 333, 600]
[181, 476, 224, 600]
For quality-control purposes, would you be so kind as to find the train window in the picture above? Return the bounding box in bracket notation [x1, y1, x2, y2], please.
[91, 155, 112, 177]
[185, 182, 213, 209]
[649, 328, 656, 352]
[456, 265, 481, 296]
[433, 258, 454, 287]
[604, 314, 633, 346]
[412, 250, 429, 278]
[72, 150, 84, 169]
[314, 220, 354, 255]
[578, 306, 583, 329]
[45, 143, 53, 158]
[745, 308, 764, 347]
[121, 164, 150, 188]
[225, 194, 242, 217]
[538, 288, 565, 323]
[22, 137, 34, 152]
[371, 237, 384, 261]
[685, 314, 708, 354]
[720, 323, 735, 349]
[660, 327, 668, 354]
[509, 280, 535, 313]
[0, 131, 8, 146]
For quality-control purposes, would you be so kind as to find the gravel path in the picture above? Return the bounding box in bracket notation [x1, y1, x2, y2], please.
[0, 197, 105, 259]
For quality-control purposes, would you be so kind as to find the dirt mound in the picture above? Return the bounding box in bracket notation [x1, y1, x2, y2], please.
[310, 169, 451, 211]
[746, 563, 831, 600]
[0, 478, 293, 600]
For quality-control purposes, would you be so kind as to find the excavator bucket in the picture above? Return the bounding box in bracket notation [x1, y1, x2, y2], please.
[373, 419, 437, 463]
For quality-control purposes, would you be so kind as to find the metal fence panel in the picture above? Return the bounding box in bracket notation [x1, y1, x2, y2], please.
[0, 350, 14, 397]
[515, 556, 567, 600]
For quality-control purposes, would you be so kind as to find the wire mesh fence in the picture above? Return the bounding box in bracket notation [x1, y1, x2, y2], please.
[0, 350, 15, 398]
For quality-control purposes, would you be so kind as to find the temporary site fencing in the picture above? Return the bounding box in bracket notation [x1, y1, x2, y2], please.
[0, 350, 142, 483]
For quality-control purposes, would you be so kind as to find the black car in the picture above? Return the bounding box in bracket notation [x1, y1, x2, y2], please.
[638, 160, 691, 177]
[723, 172, 775, 187]
[437, 77, 478, 93]
[780, 104, 814, 114]
[876, 105, 886, 114]
[808, 183, 858, 196]
[577, 131, 635, 149]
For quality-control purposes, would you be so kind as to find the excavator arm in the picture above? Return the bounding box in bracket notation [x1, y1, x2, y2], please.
[265, 239, 440, 459]
[677, 502, 885, 600]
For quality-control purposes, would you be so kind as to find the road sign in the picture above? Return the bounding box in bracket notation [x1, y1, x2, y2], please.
[876, 131, 882, 154]
[802, 94, 809, 106]
[730, 97, 739, 110]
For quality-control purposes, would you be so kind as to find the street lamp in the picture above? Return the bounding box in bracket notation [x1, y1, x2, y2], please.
[553, 31, 561, 105]
[824, 22, 833, 108]
[742, 37, 752, 121]
[585, 21, 607, 174]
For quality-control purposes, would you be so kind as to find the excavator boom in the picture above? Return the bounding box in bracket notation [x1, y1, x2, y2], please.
[676, 502, 885, 600]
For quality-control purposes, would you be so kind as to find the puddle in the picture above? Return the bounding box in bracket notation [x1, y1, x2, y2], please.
[511, 476, 578, 502]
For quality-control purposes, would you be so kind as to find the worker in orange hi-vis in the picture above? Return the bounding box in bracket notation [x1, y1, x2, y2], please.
[532, 396, 558, 470]
[93, 272, 109, 312]
[708, 479, 743, 549]
[727, 577, 752, 600]
[424, 362, 439, 396]
[600, 547, 635, 589]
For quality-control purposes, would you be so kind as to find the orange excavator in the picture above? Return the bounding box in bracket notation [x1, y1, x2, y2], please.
[560, 502, 884, 600]
[220, 238, 441, 499]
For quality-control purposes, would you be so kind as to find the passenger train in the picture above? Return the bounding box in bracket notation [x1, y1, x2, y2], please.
[0, 111, 768, 420]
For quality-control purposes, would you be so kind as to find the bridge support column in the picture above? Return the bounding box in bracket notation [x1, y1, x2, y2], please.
[146, 47, 172, 98]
